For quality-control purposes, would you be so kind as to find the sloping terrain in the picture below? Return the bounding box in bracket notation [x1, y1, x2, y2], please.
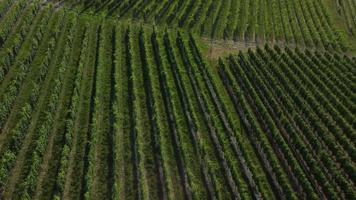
[0, 0, 354, 199]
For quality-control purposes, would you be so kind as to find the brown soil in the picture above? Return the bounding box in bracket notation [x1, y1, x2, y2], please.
[202, 38, 259, 61]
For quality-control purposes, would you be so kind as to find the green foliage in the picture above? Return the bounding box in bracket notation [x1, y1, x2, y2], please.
[0, 1, 355, 199]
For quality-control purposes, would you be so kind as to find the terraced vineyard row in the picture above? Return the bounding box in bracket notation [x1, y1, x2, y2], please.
[0, 8, 271, 199]
[60, 0, 348, 50]
[0, 1, 355, 200]
[333, 0, 356, 35]
[219, 46, 356, 200]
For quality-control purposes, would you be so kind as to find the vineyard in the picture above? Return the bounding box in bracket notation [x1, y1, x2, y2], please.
[332, 0, 356, 35]
[57, 0, 351, 49]
[0, 0, 355, 200]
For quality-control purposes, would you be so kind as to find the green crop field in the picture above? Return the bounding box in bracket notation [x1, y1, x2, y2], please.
[0, 0, 355, 199]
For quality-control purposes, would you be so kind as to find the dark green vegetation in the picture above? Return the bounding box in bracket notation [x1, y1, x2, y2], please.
[60, 0, 350, 50]
[0, 0, 355, 199]
[333, 0, 356, 35]
[219, 46, 356, 200]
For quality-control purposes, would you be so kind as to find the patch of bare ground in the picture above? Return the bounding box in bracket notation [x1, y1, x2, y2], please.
[201, 37, 356, 63]
[41, 0, 65, 10]
[201, 38, 259, 61]
[201, 37, 305, 61]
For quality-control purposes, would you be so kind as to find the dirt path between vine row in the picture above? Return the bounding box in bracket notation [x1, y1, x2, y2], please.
[202, 38, 260, 61]
[200, 37, 352, 62]
[200, 37, 303, 61]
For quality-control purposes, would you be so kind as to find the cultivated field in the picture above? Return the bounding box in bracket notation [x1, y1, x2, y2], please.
[0, 0, 355, 199]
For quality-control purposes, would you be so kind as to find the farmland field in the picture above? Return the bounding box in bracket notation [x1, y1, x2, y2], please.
[0, 0, 355, 200]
